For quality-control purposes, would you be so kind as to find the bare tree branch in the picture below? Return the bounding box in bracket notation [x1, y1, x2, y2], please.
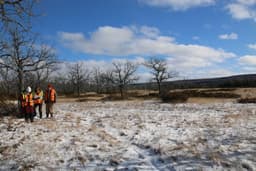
[107, 60, 138, 98]
[0, 28, 57, 95]
[0, 0, 36, 31]
[145, 57, 178, 95]
[67, 62, 90, 97]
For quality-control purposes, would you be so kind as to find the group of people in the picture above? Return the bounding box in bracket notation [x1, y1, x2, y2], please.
[19, 84, 57, 122]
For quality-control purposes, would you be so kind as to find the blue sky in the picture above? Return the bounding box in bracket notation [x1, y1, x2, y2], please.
[33, 0, 256, 80]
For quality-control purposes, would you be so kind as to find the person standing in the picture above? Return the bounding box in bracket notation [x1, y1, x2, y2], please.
[19, 89, 26, 118]
[33, 87, 43, 119]
[44, 84, 57, 118]
[24, 86, 34, 122]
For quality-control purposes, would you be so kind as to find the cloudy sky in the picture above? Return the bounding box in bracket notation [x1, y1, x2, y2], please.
[33, 0, 256, 81]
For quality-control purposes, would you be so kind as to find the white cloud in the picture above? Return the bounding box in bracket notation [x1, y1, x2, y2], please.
[237, 0, 256, 6]
[166, 46, 235, 70]
[188, 68, 235, 79]
[239, 55, 256, 66]
[206, 69, 234, 78]
[139, 26, 160, 38]
[240, 66, 256, 72]
[219, 33, 238, 40]
[59, 26, 134, 55]
[138, 0, 215, 11]
[226, 0, 256, 21]
[111, 57, 146, 66]
[59, 25, 235, 71]
[55, 57, 145, 76]
[58, 25, 238, 80]
[248, 43, 256, 50]
[238, 55, 256, 74]
[54, 60, 112, 78]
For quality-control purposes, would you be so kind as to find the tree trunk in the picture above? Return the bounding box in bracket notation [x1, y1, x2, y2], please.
[17, 69, 24, 114]
[119, 85, 124, 99]
[5, 68, 10, 96]
[18, 69, 24, 96]
[77, 83, 80, 98]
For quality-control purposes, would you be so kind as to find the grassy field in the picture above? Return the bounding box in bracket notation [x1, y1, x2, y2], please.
[58, 88, 256, 104]
[1, 99, 255, 170]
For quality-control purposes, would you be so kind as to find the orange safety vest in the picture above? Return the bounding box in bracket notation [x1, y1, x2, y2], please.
[20, 93, 26, 107]
[34, 91, 43, 104]
[25, 93, 34, 106]
[45, 88, 56, 102]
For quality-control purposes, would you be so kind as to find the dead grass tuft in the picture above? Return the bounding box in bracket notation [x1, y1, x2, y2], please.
[237, 98, 256, 103]
[0, 97, 18, 117]
[223, 113, 244, 120]
[160, 92, 189, 103]
[89, 124, 120, 145]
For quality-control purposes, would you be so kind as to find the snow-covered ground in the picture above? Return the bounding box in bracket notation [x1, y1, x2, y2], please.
[0, 100, 255, 171]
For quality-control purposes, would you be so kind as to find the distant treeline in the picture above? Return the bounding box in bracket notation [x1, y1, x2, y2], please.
[129, 74, 256, 91]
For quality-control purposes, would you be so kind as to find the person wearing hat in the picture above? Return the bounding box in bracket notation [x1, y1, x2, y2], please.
[44, 84, 57, 118]
[24, 86, 34, 122]
[19, 89, 26, 118]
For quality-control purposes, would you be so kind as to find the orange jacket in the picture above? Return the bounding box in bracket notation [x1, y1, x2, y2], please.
[25, 93, 34, 106]
[33, 90, 43, 104]
[45, 88, 56, 103]
[20, 93, 26, 107]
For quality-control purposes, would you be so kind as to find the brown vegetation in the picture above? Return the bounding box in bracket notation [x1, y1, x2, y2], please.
[237, 98, 256, 103]
[0, 96, 18, 117]
[58, 88, 256, 104]
[160, 92, 189, 103]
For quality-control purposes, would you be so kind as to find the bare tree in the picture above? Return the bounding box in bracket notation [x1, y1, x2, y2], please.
[107, 60, 138, 99]
[0, 28, 57, 96]
[92, 67, 102, 93]
[51, 73, 71, 95]
[100, 70, 115, 94]
[0, 0, 36, 31]
[33, 63, 58, 87]
[68, 62, 90, 97]
[0, 67, 16, 96]
[145, 57, 177, 95]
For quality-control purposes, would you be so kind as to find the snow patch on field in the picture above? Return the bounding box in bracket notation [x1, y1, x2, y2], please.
[0, 101, 256, 170]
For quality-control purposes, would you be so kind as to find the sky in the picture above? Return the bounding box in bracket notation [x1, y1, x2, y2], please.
[33, 0, 256, 81]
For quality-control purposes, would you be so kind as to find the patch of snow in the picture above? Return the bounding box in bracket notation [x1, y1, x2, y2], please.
[0, 101, 255, 170]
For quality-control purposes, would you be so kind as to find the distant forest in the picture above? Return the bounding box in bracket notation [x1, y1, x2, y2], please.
[129, 74, 256, 91]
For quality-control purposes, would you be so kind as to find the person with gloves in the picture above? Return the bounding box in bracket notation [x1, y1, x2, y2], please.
[44, 84, 57, 118]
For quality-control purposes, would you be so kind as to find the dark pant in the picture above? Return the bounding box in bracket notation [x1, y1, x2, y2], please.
[34, 103, 42, 118]
[25, 106, 34, 122]
[20, 106, 26, 118]
[46, 102, 54, 118]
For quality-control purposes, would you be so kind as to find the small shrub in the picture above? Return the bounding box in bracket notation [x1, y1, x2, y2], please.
[197, 92, 240, 98]
[101, 94, 126, 101]
[237, 98, 256, 103]
[160, 92, 189, 103]
[0, 96, 18, 117]
[181, 89, 240, 98]
[148, 92, 159, 97]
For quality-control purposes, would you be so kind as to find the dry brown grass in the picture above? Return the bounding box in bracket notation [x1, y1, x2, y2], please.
[88, 124, 120, 146]
[160, 91, 189, 103]
[237, 98, 256, 103]
[0, 98, 18, 117]
[57, 88, 256, 104]
[223, 113, 244, 120]
[37, 119, 58, 130]
[187, 97, 236, 104]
